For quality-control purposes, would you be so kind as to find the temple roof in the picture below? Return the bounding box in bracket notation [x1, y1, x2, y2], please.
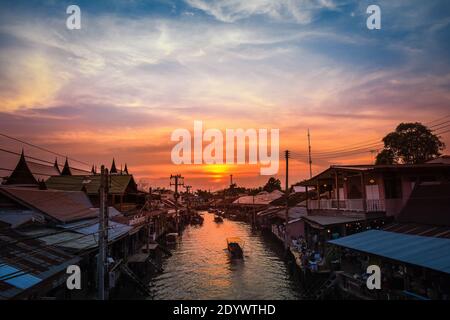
[61, 158, 72, 176]
[4, 151, 60, 185]
[45, 174, 138, 195]
[110, 158, 118, 174]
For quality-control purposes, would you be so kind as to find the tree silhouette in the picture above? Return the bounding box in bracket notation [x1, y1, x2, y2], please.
[263, 177, 282, 192]
[376, 122, 445, 164]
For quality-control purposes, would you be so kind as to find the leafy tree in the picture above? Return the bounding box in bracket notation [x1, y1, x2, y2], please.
[376, 122, 445, 164]
[263, 177, 282, 192]
[195, 189, 213, 201]
[375, 149, 395, 165]
[248, 187, 262, 196]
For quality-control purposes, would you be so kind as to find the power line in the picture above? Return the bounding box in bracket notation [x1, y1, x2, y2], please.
[0, 167, 54, 177]
[290, 123, 450, 158]
[296, 116, 450, 156]
[0, 132, 90, 167]
[0, 146, 91, 174]
[0, 147, 55, 166]
[436, 128, 450, 135]
[289, 124, 450, 162]
[427, 113, 450, 125]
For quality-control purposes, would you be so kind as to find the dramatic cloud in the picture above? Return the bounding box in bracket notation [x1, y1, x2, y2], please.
[0, 0, 449, 189]
[185, 0, 337, 24]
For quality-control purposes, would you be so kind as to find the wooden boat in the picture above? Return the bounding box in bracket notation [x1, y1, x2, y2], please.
[226, 237, 244, 259]
[166, 232, 178, 244]
[191, 214, 204, 225]
[214, 215, 224, 223]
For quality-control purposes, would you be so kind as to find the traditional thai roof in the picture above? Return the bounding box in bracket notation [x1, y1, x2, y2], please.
[3, 151, 61, 185]
[60, 158, 72, 176]
[110, 158, 118, 174]
[56, 157, 90, 176]
[45, 174, 138, 195]
[53, 158, 61, 174]
[3, 151, 38, 186]
[123, 163, 129, 174]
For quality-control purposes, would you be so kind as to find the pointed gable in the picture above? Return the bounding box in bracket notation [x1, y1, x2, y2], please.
[54, 158, 61, 174]
[110, 158, 118, 174]
[4, 150, 38, 186]
[124, 163, 129, 175]
[61, 158, 72, 176]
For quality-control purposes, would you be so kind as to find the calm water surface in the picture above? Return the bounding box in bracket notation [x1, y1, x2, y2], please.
[149, 212, 301, 299]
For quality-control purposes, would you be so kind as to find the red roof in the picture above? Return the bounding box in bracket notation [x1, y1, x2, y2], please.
[0, 187, 97, 223]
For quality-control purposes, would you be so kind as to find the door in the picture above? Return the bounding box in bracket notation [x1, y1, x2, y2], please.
[365, 185, 380, 200]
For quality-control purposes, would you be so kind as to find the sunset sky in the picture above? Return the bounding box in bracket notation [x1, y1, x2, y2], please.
[0, 0, 449, 190]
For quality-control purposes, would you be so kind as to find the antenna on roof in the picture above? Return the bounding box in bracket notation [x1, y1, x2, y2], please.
[308, 129, 312, 178]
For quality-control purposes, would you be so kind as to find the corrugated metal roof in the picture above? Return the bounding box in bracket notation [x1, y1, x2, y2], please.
[0, 265, 41, 289]
[258, 205, 307, 220]
[233, 190, 284, 205]
[0, 187, 97, 223]
[383, 222, 450, 239]
[23, 220, 133, 251]
[328, 230, 450, 274]
[0, 229, 80, 299]
[0, 210, 35, 228]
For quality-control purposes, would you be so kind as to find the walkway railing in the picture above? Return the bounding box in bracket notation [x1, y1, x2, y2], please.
[308, 199, 386, 212]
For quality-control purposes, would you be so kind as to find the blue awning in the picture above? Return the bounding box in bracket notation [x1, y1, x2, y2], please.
[328, 230, 450, 274]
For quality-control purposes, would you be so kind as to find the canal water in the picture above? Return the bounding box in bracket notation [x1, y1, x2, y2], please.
[149, 212, 302, 299]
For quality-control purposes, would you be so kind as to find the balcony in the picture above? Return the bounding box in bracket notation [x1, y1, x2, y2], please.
[308, 199, 386, 212]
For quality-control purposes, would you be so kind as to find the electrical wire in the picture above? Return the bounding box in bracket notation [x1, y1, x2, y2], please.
[0, 132, 90, 167]
[0, 147, 91, 174]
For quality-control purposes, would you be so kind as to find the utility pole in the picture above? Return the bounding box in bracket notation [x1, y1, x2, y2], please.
[184, 185, 192, 214]
[98, 165, 109, 300]
[284, 150, 290, 250]
[252, 193, 256, 229]
[308, 129, 312, 178]
[146, 187, 153, 251]
[170, 174, 184, 233]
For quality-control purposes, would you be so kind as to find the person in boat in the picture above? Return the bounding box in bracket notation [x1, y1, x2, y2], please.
[227, 238, 243, 258]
